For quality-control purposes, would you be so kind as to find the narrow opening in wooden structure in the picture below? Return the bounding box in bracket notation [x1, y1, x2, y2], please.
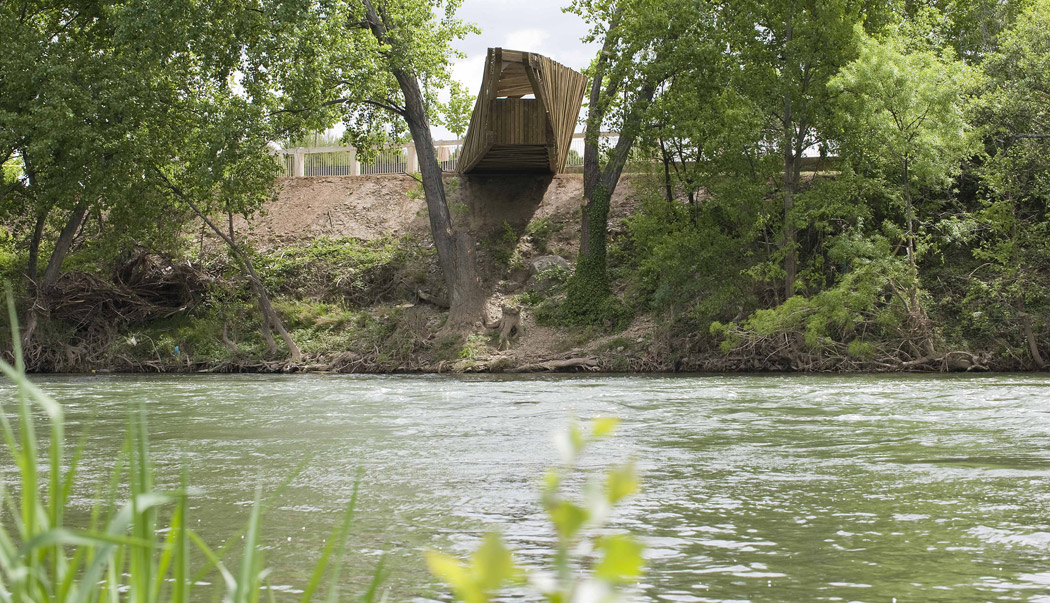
[458, 48, 588, 174]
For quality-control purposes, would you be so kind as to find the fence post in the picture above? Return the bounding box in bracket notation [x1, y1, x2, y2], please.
[349, 147, 360, 176]
[406, 142, 419, 174]
[293, 150, 305, 178]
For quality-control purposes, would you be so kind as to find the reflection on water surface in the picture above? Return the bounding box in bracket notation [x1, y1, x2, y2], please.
[5, 373, 1050, 602]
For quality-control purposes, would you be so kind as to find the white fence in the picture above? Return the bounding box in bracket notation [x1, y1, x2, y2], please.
[273, 133, 618, 177]
[273, 140, 464, 178]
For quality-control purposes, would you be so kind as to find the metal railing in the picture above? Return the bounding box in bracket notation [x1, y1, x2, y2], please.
[273, 133, 621, 178]
[273, 139, 465, 178]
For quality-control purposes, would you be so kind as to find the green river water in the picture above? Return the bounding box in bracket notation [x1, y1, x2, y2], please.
[3, 373, 1050, 601]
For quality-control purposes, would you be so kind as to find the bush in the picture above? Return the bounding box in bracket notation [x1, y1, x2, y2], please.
[257, 236, 431, 304]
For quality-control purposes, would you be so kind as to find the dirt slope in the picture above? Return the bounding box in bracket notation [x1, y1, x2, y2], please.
[236, 172, 648, 372]
[242, 173, 640, 252]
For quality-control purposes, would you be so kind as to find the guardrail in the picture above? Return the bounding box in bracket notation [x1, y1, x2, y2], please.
[273, 133, 619, 177]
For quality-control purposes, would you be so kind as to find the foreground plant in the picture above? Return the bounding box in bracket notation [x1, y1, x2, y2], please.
[426, 417, 644, 602]
[0, 288, 376, 602]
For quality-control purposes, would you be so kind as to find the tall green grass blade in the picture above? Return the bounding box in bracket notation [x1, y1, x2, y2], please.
[300, 478, 360, 603]
[235, 486, 265, 603]
[357, 555, 388, 603]
[187, 529, 237, 593]
[20, 527, 158, 552]
[127, 404, 157, 602]
[171, 468, 191, 603]
[73, 493, 171, 603]
[0, 290, 19, 472]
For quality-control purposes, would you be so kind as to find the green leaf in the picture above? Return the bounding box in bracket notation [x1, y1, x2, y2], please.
[594, 534, 645, 583]
[605, 463, 638, 504]
[549, 501, 588, 541]
[591, 417, 619, 438]
[471, 532, 518, 592]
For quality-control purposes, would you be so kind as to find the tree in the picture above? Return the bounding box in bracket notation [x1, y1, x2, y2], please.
[829, 32, 977, 352]
[279, 0, 484, 330]
[722, 0, 868, 300]
[0, 2, 194, 349]
[563, 0, 704, 322]
[967, 0, 1050, 367]
[0, 1, 317, 362]
[358, 0, 485, 330]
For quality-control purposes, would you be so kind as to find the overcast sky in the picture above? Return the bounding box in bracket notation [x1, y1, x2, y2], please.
[434, 0, 598, 139]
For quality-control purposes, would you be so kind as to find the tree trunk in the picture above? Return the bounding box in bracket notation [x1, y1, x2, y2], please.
[781, 21, 798, 301]
[40, 200, 89, 291]
[26, 206, 49, 284]
[201, 212, 297, 362]
[362, 0, 485, 331]
[161, 177, 301, 362]
[659, 138, 674, 206]
[578, 12, 621, 260]
[568, 76, 655, 316]
[22, 200, 89, 352]
[903, 158, 916, 271]
[1017, 301, 1046, 369]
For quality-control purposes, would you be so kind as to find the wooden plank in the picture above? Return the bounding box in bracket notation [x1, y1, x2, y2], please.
[500, 49, 525, 62]
[461, 47, 587, 174]
[524, 55, 559, 172]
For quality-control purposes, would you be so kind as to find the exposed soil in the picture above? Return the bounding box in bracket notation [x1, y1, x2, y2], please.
[236, 173, 647, 372]
[238, 175, 427, 246]
[247, 173, 639, 251]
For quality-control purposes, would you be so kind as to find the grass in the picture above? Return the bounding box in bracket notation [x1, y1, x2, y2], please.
[0, 286, 382, 602]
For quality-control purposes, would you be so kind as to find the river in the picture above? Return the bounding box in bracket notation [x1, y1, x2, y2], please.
[5, 373, 1050, 601]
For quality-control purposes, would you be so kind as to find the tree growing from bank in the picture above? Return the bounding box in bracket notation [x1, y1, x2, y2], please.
[829, 32, 976, 356]
[285, 0, 484, 331]
[563, 0, 705, 323]
[722, 0, 869, 301]
[0, 1, 325, 362]
[0, 1, 177, 350]
[967, 0, 1050, 368]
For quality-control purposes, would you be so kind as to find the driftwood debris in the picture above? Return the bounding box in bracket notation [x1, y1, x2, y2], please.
[46, 251, 207, 326]
[507, 357, 598, 373]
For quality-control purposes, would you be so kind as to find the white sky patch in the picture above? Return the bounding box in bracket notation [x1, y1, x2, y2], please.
[503, 28, 552, 52]
[326, 1, 598, 141]
[450, 54, 486, 103]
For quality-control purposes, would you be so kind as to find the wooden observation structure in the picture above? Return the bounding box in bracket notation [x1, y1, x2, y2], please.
[458, 48, 588, 174]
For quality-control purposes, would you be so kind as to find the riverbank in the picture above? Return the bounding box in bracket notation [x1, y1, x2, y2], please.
[8, 173, 1045, 374]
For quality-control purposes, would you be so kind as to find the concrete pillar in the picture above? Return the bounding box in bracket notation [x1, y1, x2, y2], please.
[293, 150, 305, 178]
[406, 142, 419, 174]
[349, 148, 360, 176]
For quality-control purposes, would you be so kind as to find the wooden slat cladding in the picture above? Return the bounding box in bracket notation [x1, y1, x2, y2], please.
[490, 99, 545, 145]
[460, 48, 587, 174]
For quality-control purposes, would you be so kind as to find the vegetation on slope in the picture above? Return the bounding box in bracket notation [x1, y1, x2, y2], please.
[1, 0, 1048, 372]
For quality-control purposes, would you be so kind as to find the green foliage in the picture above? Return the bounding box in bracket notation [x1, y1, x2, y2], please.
[711, 230, 915, 359]
[483, 222, 519, 266]
[524, 218, 561, 254]
[0, 228, 21, 282]
[257, 236, 428, 304]
[430, 334, 465, 363]
[515, 291, 544, 307]
[623, 194, 753, 322]
[830, 33, 979, 195]
[427, 418, 643, 602]
[458, 333, 489, 361]
[0, 289, 379, 601]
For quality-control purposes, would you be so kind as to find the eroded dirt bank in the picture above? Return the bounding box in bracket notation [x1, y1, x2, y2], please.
[229, 173, 652, 374]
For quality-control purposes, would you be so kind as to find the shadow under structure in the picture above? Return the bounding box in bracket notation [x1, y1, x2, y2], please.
[458, 48, 588, 174]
